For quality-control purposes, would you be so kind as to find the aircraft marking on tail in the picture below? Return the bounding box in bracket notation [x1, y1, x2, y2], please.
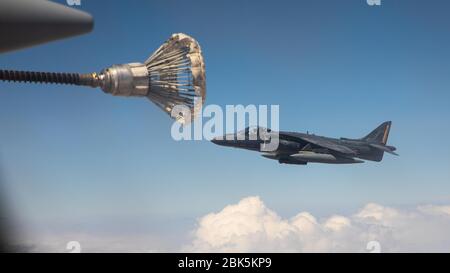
[382, 122, 390, 145]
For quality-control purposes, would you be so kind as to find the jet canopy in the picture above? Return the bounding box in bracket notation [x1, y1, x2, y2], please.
[237, 126, 271, 140]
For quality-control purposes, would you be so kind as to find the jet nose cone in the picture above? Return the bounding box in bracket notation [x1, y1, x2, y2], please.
[211, 137, 221, 145]
[211, 134, 236, 146]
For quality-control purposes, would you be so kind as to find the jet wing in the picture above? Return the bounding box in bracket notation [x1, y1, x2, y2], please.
[280, 132, 357, 155]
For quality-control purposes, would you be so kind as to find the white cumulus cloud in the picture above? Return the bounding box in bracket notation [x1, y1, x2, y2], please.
[184, 196, 450, 252]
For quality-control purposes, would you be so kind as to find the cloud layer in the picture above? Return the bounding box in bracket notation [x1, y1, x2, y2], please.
[184, 196, 450, 252]
[14, 197, 450, 252]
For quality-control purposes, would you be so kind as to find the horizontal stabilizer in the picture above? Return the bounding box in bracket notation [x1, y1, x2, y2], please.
[370, 143, 399, 156]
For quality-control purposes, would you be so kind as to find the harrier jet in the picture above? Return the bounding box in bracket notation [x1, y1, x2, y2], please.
[211, 121, 397, 165]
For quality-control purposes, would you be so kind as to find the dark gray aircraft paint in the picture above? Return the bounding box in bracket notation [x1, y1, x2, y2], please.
[211, 121, 398, 165]
[0, 0, 93, 53]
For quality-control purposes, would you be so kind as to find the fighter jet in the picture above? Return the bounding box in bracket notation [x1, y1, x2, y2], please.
[211, 121, 397, 165]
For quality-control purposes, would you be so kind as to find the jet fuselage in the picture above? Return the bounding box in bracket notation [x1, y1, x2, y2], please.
[211, 122, 397, 165]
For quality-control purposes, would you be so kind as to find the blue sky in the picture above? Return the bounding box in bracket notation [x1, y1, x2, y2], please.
[1, 0, 450, 251]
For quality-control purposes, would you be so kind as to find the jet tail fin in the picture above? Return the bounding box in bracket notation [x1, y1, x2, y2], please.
[361, 121, 392, 144]
[358, 121, 397, 162]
